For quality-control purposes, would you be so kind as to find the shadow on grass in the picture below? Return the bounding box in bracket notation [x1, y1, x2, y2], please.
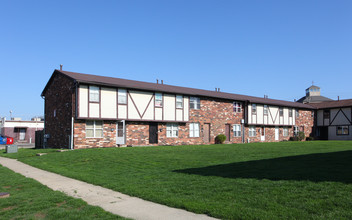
[174, 150, 352, 183]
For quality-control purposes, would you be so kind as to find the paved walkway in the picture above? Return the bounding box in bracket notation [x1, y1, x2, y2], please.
[0, 157, 217, 220]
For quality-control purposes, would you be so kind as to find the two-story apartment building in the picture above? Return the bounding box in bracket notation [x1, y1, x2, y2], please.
[41, 69, 315, 149]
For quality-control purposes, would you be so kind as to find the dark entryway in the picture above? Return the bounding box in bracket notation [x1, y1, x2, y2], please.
[149, 123, 158, 144]
[225, 124, 231, 142]
[317, 126, 328, 140]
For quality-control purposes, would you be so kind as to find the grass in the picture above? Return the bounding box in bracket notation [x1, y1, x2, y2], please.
[2, 141, 352, 219]
[0, 165, 127, 219]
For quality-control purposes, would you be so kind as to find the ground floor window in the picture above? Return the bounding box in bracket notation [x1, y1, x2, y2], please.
[167, 123, 179, 137]
[233, 124, 241, 137]
[294, 126, 299, 136]
[86, 120, 103, 138]
[283, 127, 289, 137]
[337, 126, 349, 135]
[189, 123, 199, 137]
[249, 126, 256, 137]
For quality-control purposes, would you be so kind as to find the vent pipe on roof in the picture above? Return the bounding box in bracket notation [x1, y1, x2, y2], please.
[218, 88, 220, 92]
[338, 96, 340, 101]
[60, 64, 63, 70]
[156, 79, 159, 84]
[161, 80, 163, 84]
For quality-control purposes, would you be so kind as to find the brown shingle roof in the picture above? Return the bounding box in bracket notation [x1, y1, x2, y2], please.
[42, 69, 314, 109]
[308, 99, 352, 109]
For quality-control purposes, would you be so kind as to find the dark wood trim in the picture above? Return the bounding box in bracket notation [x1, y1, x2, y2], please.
[128, 91, 142, 119]
[88, 86, 90, 118]
[175, 94, 177, 121]
[99, 87, 101, 118]
[116, 88, 119, 119]
[77, 84, 80, 118]
[182, 95, 184, 121]
[126, 89, 129, 119]
[340, 108, 352, 124]
[273, 108, 279, 124]
[141, 94, 154, 119]
[153, 92, 155, 120]
[162, 93, 164, 121]
[268, 107, 274, 124]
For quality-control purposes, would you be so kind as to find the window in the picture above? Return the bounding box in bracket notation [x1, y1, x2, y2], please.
[176, 95, 183, 108]
[296, 109, 299, 118]
[86, 121, 103, 138]
[249, 126, 256, 137]
[190, 97, 200, 109]
[279, 107, 283, 117]
[233, 102, 242, 113]
[166, 123, 178, 137]
[337, 126, 349, 135]
[294, 126, 299, 136]
[89, 86, 100, 102]
[289, 109, 292, 117]
[264, 105, 268, 115]
[53, 109, 56, 118]
[233, 124, 241, 137]
[155, 93, 162, 107]
[283, 127, 289, 137]
[118, 89, 127, 104]
[189, 123, 199, 137]
[323, 110, 330, 120]
[252, 104, 257, 115]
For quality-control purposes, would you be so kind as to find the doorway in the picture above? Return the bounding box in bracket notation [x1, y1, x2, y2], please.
[225, 124, 231, 142]
[203, 123, 210, 143]
[260, 126, 265, 141]
[275, 127, 279, 141]
[116, 120, 125, 145]
[149, 123, 158, 144]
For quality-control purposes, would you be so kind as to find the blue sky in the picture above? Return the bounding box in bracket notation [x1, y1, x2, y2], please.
[1, 0, 351, 120]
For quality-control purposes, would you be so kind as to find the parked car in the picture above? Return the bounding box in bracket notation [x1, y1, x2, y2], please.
[0, 135, 14, 145]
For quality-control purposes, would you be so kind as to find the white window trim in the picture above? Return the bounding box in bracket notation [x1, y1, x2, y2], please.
[189, 123, 200, 138]
[155, 93, 163, 107]
[233, 102, 242, 113]
[190, 97, 200, 110]
[166, 123, 179, 138]
[263, 105, 268, 115]
[283, 127, 289, 137]
[86, 120, 104, 138]
[118, 89, 127, 104]
[249, 126, 256, 137]
[89, 86, 100, 102]
[252, 104, 257, 115]
[233, 124, 241, 137]
[176, 95, 183, 109]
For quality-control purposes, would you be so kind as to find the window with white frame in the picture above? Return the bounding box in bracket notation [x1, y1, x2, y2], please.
[190, 97, 200, 109]
[337, 126, 349, 135]
[166, 123, 178, 137]
[176, 95, 183, 108]
[89, 86, 100, 102]
[155, 93, 162, 107]
[233, 102, 242, 113]
[189, 123, 199, 137]
[233, 124, 241, 137]
[283, 127, 289, 137]
[86, 121, 103, 138]
[264, 105, 268, 115]
[252, 104, 257, 115]
[289, 109, 293, 117]
[323, 110, 330, 120]
[296, 109, 299, 118]
[279, 107, 283, 116]
[294, 126, 299, 136]
[249, 126, 256, 137]
[118, 89, 127, 104]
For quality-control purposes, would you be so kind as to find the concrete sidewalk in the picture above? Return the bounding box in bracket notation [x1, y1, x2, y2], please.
[0, 157, 217, 220]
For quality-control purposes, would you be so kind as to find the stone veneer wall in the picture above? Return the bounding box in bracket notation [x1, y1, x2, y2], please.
[44, 73, 75, 148]
[296, 109, 314, 138]
[245, 126, 292, 143]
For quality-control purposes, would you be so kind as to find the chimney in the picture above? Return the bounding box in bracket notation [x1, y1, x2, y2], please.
[338, 96, 340, 101]
[294, 99, 296, 102]
[156, 79, 159, 84]
[60, 64, 63, 70]
[161, 80, 163, 84]
[218, 88, 220, 92]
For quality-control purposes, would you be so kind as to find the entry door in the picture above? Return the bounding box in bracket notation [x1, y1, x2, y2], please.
[225, 124, 231, 142]
[116, 120, 125, 145]
[19, 128, 26, 140]
[260, 127, 265, 141]
[203, 123, 210, 143]
[149, 123, 158, 144]
[275, 127, 279, 141]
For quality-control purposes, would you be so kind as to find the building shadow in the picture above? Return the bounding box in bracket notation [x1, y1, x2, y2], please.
[174, 150, 352, 183]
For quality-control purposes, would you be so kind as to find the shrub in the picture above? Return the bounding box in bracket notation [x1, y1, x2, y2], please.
[298, 131, 305, 141]
[215, 134, 227, 144]
[306, 136, 314, 141]
[289, 136, 299, 141]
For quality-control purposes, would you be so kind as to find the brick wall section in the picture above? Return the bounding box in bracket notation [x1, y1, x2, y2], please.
[3, 127, 43, 144]
[296, 109, 314, 138]
[244, 126, 292, 143]
[44, 73, 75, 148]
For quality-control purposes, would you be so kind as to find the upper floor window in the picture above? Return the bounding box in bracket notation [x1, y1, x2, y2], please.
[279, 107, 283, 117]
[155, 93, 162, 107]
[118, 89, 127, 104]
[337, 126, 349, 135]
[263, 105, 268, 115]
[233, 102, 242, 113]
[296, 109, 299, 118]
[166, 123, 178, 137]
[233, 124, 241, 137]
[86, 120, 103, 138]
[190, 97, 200, 110]
[189, 123, 199, 137]
[252, 104, 257, 115]
[289, 108, 293, 117]
[89, 86, 99, 102]
[176, 95, 183, 108]
[323, 110, 330, 120]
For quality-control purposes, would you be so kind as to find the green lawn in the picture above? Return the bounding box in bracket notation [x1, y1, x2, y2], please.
[2, 141, 352, 219]
[0, 165, 126, 219]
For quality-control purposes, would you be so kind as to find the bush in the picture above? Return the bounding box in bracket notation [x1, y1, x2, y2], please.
[289, 136, 299, 141]
[298, 131, 305, 141]
[306, 136, 314, 141]
[215, 134, 227, 144]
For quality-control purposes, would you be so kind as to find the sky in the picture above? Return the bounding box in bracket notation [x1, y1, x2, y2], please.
[0, 0, 351, 120]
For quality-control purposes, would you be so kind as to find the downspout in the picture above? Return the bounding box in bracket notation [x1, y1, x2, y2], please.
[41, 95, 46, 148]
[71, 117, 74, 150]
